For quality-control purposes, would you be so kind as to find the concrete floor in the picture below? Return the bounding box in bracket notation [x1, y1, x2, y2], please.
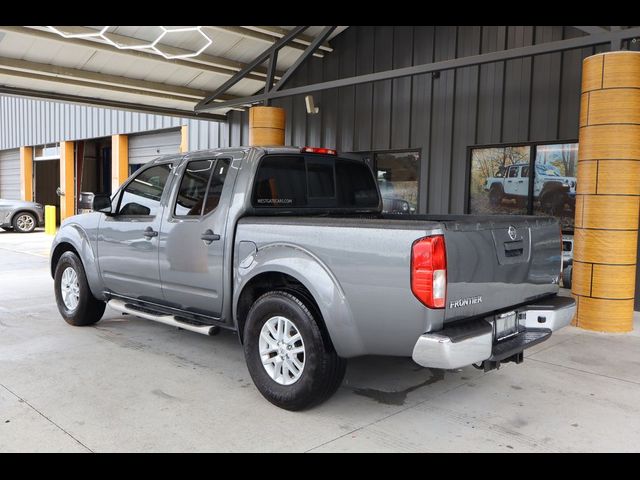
[1, 230, 640, 452]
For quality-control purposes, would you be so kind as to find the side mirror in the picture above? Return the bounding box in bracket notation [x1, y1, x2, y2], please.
[92, 194, 113, 215]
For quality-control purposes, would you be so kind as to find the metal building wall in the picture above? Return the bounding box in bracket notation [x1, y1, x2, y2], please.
[129, 129, 182, 165]
[226, 26, 610, 215]
[0, 95, 223, 152]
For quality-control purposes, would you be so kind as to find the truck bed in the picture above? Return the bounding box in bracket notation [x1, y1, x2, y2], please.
[235, 214, 561, 358]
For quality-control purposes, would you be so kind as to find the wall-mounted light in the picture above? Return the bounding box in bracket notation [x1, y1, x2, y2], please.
[305, 95, 319, 114]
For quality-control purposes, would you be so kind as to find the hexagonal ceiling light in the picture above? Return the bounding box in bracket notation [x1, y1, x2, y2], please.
[47, 26, 109, 39]
[151, 26, 213, 60]
[100, 26, 164, 51]
[44, 26, 213, 60]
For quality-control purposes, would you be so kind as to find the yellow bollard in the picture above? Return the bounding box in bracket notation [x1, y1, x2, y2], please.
[45, 205, 56, 235]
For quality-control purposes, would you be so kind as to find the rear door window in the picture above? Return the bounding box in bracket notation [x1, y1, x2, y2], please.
[173, 158, 231, 217]
[174, 159, 215, 216]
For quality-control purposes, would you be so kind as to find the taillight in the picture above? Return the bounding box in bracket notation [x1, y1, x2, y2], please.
[411, 235, 447, 309]
[301, 147, 337, 155]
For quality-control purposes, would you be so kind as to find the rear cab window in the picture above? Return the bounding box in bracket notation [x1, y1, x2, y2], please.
[252, 154, 379, 212]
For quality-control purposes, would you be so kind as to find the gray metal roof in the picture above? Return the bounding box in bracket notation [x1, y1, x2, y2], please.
[0, 26, 348, 117]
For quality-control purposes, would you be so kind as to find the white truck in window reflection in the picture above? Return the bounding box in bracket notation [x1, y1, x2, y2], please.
[484, 163, 576, 214]
[377, 171, 414, 214]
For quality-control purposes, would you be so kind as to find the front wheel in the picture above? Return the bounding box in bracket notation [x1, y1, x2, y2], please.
[54, 251, 106, 326]
[243, 291, 346, 411]
[13, 212, 36, 233]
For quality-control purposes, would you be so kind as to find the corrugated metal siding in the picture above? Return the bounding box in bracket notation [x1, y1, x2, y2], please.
[0, 148, 20, 200]
[129, 129, 181, 164]
[0, 95, 222, 152]
[227, 25, 608, 215]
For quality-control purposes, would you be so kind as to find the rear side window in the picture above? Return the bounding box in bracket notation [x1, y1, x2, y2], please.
[174, 158, 231, 217]
[117, 163, 172, 216]
[174, 159, 215, 216]
[253, 155, 378, 210]
[203, 159, 230, 215]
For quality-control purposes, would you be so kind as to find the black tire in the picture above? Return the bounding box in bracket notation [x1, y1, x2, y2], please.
[541, 190, 565, 216]
[12, 212, 36, 233]
[243, 290, 346, 411]
[562, 264, 573, 289]
[54, 251, 105, 326]
[489, 185, 504, 206]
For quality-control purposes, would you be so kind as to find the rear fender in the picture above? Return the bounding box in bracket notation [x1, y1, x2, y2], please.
[234, 243, 365, 358]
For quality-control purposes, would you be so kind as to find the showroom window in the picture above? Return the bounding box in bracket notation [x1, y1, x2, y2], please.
[467, 141, 578, 231]
[374, 150, 420, 215]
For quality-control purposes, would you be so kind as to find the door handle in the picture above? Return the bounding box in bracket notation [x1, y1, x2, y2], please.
[518, 180, 524, 183]
[201, 229, 220, 245]
[143, 227, 158, 239]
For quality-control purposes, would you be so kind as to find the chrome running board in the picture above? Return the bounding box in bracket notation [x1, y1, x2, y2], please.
[108, 299, 220, 336]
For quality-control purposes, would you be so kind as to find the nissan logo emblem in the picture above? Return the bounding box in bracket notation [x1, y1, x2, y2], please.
[508, 226, 517, 240]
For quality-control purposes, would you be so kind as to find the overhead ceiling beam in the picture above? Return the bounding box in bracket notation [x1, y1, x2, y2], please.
[195, 26, 308, 110]
[0, 66, 204, 104]
[0, 86, 226, 121]
[0, 55, 241, 104]
[0, 26, 280, 82]
[272, 26, 336, 92]
[573, 26, 609, 35]
[241, 26, 333, 52]
[206, 26, 324, 58]
[197, 26, 640, 112]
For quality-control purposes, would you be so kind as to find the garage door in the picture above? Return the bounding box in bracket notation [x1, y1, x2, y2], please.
[0, 148, 20, 200]
[128, 129, 181, 166]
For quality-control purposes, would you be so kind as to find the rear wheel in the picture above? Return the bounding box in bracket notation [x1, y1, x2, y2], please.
[243, 291, 346, 411]
[489, 186, 504, 206]
[54, 251, 105, 326]
[12, 212, 36, 233]
[541, 190, 565, 216]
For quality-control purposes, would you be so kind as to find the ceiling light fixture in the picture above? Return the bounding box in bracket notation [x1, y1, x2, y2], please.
[47, 26, 109, 39]
[44, 26, 212, 60]
[151, 26, 213, 60]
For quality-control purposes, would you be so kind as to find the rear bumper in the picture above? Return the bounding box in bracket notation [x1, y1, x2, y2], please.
[412, 295, 575, 369]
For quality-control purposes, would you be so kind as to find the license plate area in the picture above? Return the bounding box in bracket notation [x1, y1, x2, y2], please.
[494, 311, 519, 341]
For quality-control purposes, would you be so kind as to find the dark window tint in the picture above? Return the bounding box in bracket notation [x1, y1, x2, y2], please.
[521, 166, 529, 177]
[253, 155, 378, 209]
[254, 156, 306, 207]
[508, 166, 519, 178]
[307, 160, 335, 198]
[203, 158, 230, 215]
[174, 160, 215, 216]
[118, 163, 172, 216]
[335, 161, 379, 208]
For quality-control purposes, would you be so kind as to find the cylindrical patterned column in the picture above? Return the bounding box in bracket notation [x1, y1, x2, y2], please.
[572, 51, 640, 332]
[249, 106, 285, 146]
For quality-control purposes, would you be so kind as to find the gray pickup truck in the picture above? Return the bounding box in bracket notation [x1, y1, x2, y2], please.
[50, 146, 575, 410]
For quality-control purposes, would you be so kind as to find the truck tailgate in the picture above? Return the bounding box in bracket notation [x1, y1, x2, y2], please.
[433, 215, 561, 322]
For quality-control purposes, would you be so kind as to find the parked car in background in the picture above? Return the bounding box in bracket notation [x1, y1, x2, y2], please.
[0, 198, 44, 233]
[50, 146, 574, 410]
[485, 163, 576, 214]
